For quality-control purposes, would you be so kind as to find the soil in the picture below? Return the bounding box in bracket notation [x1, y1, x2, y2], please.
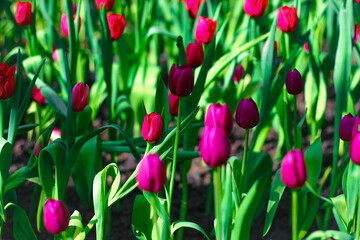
[2, 86, 340, 240]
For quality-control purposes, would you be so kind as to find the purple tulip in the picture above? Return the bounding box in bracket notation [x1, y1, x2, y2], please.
[142, 112, 163, 143]
[72, 82, 89, 112]
[286, 69, 304, 95]
[186, 42, 204, 68]
[339, 113, 356, 142]
[169, 93, 179, 117]
[199, 126, 230, 168]
[233, 64, 245, 83]
[235, 98, 259, 129]
[205, 103, 233, 136]
[136, 153, 167, 193]
[169, 63, 194, 97]
[280, 150, 307, 189]
[43, 198, 70, 235]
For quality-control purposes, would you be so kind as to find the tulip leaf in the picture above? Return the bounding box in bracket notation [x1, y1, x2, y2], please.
[331, 194, 349, 232]
[5, 203, 37, 240]
[155, 78, 170, 138]
[299, 192, 320, 239]
[263, 170, 285, 236]
[219, 164, 233, 239]
[145, 26, 178, 40]
[170, 221, 210, 240]
[305, 230, 353, 240]
[346, 162, 360, 225]
[304, 138, 322, 189]
[132, 195, 152, 240]
[0, 137, 12, 222]
[68, 210, 86, 240]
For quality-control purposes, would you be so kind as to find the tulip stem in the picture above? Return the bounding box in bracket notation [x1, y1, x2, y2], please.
[213, 167, 222, 240]
[293, 96, 299, 149]
[168, 98, 182, 215]
[150, 194, 161, 240]
[239, 129, 249, 202]
[356, 187, 360, 240]
[292, 190, 299, 240]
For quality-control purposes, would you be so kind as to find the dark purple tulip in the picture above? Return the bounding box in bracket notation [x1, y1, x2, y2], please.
[169, 93, 179, 117]
[205, 103, 233, 136]
[339, 113, 356, 142]
[186, 42, 204, 68]
[43, 198, 70, 235]
[286, 69, 304, 95]
[142, 112, 163, 143]
[199, 126, 230, 168]
[233, 64, 245, 83]
[235, 98, 259, 129]
[280, 150, 307, 189]
[136, 153, 167, 193]
[169, 63, 194, 97]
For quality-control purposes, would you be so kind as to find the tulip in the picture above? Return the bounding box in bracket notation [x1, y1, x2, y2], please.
[43, 198, 70, 235]
[51, 127, 61, 141]
[185, 0, 205, 19]
[303, 42, 309, 54]
[286, 69, 304, 95]
[194, 16, 217, 44]
[277, 6, 299, 33]
[95, 0, 115, 11]
[136, 153, 167, 193]
[205, 103, 233, 136]
[61, 14, 82, 38]
[280, 150, 307, 189]
[350, 132, 360, 165]
[142, 112, 163, 143]
[169, 63, 194, 97]
[34, 136, 44, 158]
[169, 93, 179, 117]
[107, 13, 126, 41]
[52, 44, 59, 62]
[233, 64, 245, 83]
[186, 42, 204, 68]
[243, 0, 268, 18]
[0, 62, 16, 100]
[235, 98, 259, 129]
[32, 86, 47, 107]
[356, 0, 360, 4]
[72, 82, 89, 112]
[262, 40, 278, 56]
[199, 126, 230, 168]
[355, 24, 359, 45]
[15, 1, 33, 27]
[339, 113, 356, 142]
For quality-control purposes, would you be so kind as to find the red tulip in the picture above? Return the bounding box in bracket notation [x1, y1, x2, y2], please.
[43, 198, 70, 235]
[235, 98, 259, 129]
[243, 0, 268, 18]
[15, 1, 33, 27]
[186, 42, 204, 68]
[185, 0, 205, 19]
[61, 14, 82, 38]
[72, 82, 89, 112]
[32, 86, 47, 106]
[280, 150, 307, 189]
[107, 13, 126, 41]
[95, 0, 115, 11]
[277, 6, 299, 33]
[355, 24, 359, 45]
[142, 112, 163, 143]
[205, 103, 233, 136]
[262, 40, 278, 56]
[0, 62, 16, 100]
[194, 16, 217, 44]
[169, 93, 180, 117]
[169, 63, 194, 97]
[233, 64, 245, 83]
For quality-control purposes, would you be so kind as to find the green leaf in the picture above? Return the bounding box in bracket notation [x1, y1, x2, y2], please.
[5, 203, 37, 240]
[155, 78, 170, 137]
[299, 192, 320, 239]
[219, 164, 233, 239]
[331, 194, 349, 232]
[305, 230, 353, 240]
[170, 221, 210, 240]
[346, 162, 360, 225]
[145, 26, 178, 40]
[69, 210, 86, 240]
[132, 195, 152, 240]
[305, 138, 323, 189]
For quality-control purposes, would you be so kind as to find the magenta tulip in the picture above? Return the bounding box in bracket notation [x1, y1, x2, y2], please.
[205, 103, 233, 136]
[355, 24, 359, 45]
[61, 14, 82, 38]
[43, 198, 70, 235]
[0, 62, 16, 100]
[107, 13, 126, 41]
[235, 98, 259, 129]
[194, 16, 217, 44]
[95, 0, 115, 11]
[233, 64, 245, 83]
[15, 1, 33, 27]
[339, 113, 356, 142]
[280, 150, 307, 189]
[243, 0, 268, 18]
[185, 0, 205, 19]
[350, 132, 360, 165]
[72, 82, 89, 112]
[277, 6, 299, 33]
[32, 86, 47, 107]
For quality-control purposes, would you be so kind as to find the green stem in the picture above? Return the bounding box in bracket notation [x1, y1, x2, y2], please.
[0, 101, 4, 138]
[292, 190, 298, 240]
[356, 187, 360, 240]
[238, 129, 249, 201]
[284, 88, 292, 151]
[145, 142, 151, 155]
[293, 96, 298, 149]
[205, 170, 213, 215]
[178, 161, 190, 240]
[213, 167, 222, 240]
[150, 194, 160, 240]
[285, 33, 290, 60]
[168, 98, 182, 215]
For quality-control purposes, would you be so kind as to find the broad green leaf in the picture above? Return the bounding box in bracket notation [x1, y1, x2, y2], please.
[69, 211, 86, 240]
[5, 203, 37, 240]
[331, 194, 349, 231]
[170, 221, 210, 240]
[145, 26, 178, 40]
[305, 230, 353, 240]
[155, 78, 170, 137]
[132, 195, 152, 240]
[299, 193, 320, 239]
[305, 138, 323, 189]
[346, 162, 360, 224]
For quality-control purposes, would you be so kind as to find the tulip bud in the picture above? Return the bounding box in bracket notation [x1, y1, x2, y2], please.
[136, 153, 167, 193]
[169, 63, 194, 97]
[303, 42, 309, 54]
[205, 103, 233, 136]
[286, 69, 303, 95]
[0, 63, 16, 100]
[355, 24, 359, 45]
[262, 40, 278, 56]
[32, 86, 47, 107]
[235, 98, 259, 129]
[107, 13, 126, 41]
[169, 93, 180, 117]
[277, 6, 299, 33]
[280, 150, 307, 189]
[339, 113, 356, 142]
[43, 198, 70, 235]
[199, 126, 230, 168]
[185, 0, 204, 19]
[351, 132, 360, 165]
[186, 42, 204, 68]
[194, 16, 217, 44]
[95, 0, 115, 12]
[61, 14, 82, 38]
[142, 112, 163, 143]
[233, 64, 245, 83]
[72, 82, 89, 112]
[51, 127, 61, 141]
[34, 136, 44, 158]
[15, 1, 33, 27]
[243, 0, 268, 18]
[52, 44, 59, 62]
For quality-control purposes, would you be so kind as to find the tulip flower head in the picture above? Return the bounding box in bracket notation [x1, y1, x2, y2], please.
[280, 150, 307, 189]
[142, 112, 163, 143]
[199, 126, 230, 168]
[43, 198, 70, 235]
[61, 14, 82, 38]
[195, 16, 217, 44]
[243, 0, 269, 18]
[15, 1, 33, 27]
[107, 13, 126, 41]
[205, 103, 233, 136]
[136, 153, 167, 193]
[286, 69, 304, 95]
[356, 0, 360, 4]
[303, 42, 309, 54]
[72, 82, 89, 112]
[355, 24, 359, 45]
[339, 113, 356, 142]
[169, 93, 180, 117]
[185, 0, 205, 19]
[52, 44, 59, 62]
[51, 127, 61, 141]
[0, 62, 16, 100]
[277, 6, 299, 33]
[186, 42, 204, 68]
[95, 0, 115, 11]
[350, 132, 360, 165]
[169, 63, 194, 97]
[235, 98, 259, 129]
[32, 86, 47, 107]
[233, 64, 245, 83]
